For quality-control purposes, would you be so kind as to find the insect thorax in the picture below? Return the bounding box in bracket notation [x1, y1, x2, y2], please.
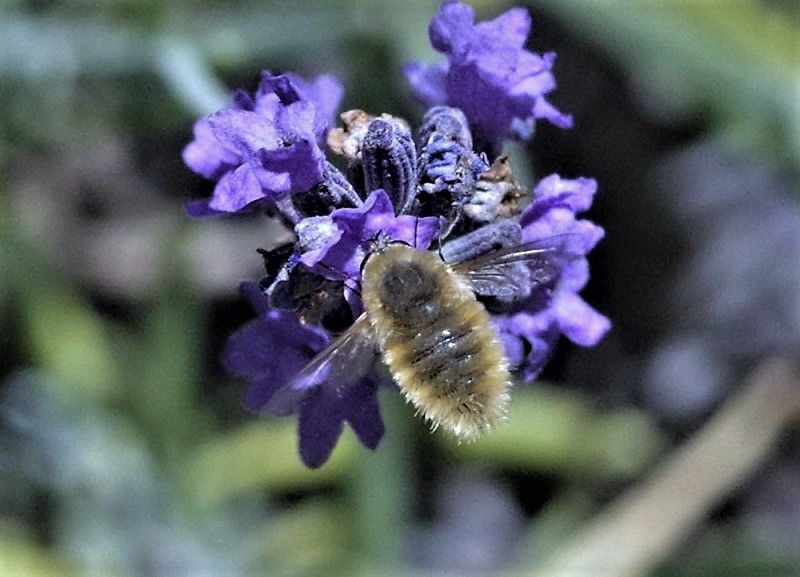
[362, 245, 447, 324]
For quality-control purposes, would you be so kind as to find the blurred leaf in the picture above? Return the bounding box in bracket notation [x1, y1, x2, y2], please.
[23, 293, 118, 400]
[131, 228, 209, 460]
[248, 500, 353, 577]
[439, 384, 665, 480]
[0, 535, 80, 577]
[0, 227, 120, 403]
[179, 420, 356, 508]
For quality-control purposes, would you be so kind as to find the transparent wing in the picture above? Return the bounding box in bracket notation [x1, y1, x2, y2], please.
[264, 313, 378, 416]
[451, 235, 578, 299]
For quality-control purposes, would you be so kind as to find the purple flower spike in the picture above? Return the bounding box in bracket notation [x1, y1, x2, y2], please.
[185, 2, 608, 469]
[183, 73, 344, 216]
[312, 189, 442, 281]
[495, 175, 610, 378]
[405, 0, 572, 152]
[226, 282, 384, 468]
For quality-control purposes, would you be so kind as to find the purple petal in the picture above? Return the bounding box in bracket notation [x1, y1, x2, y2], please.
[224, 321, 273, 380]
[533, 175, 598, 210]
[533, 97, 573, 129]
[514, 52, 556, 87]
[345, 285, 364, 318]
[429, 0, 474, 56]
[494, 310, 559, 380]
[256, 139, 326, 195]
[497, 330, 525, 368]
[522, 331, 556, 381]
[553, 293, 611, 346]
[184, 199, 228, 217]
[223, 303, 328, 413]
[226, 318, 322, 397]
[207, 164, 265, 213]
[403, 62, 447, 107]
[505, 169, 609, 378]
[298, 389, 345, 468]
[344, 380, 385, 450]
[239, 280, 272, 316]
[567, 221, 605, 255]
[258, 73, 300, 105]
[276, 72, 344, 132]
[382, 213, 442, 251]
[558, 259, 590, 293]
[521, 206, 576, 241]
[242, 376, 286, 414]
[289, 73, 344, 134]
[521, 200, 605, 254]
[471, 8, 530, 72]
[508, 308, 554, 337]
[182, 118, 238, 180]
[208, 109, 280, 158]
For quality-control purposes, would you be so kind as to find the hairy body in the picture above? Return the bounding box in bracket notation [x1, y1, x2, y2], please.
[361, 245, 510, 438]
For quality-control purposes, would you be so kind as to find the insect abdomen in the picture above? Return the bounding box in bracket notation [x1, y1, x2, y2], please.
[362, 246, 510, 439]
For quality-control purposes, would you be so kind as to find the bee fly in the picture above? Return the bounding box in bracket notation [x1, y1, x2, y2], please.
[362, 245, 510, 438]
[266, 237, 569, 440]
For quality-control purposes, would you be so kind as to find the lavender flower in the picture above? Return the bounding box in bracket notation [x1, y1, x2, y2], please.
[495, 175, 609, 380]
[185, 1, 609, 468]
[183, 72, 343, 216]
[404, 0, 572, 153]
[225, 282, 383, 468]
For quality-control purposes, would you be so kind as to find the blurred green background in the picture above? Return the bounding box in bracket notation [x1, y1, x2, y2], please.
[1, 1, 799, 576]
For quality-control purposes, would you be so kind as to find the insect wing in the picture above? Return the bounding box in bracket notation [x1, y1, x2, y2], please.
[452, 235, 578, 298]
[264, 314, 378, 416]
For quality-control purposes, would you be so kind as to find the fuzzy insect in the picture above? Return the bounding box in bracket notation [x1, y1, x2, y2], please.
[266, 239, 568, 438]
